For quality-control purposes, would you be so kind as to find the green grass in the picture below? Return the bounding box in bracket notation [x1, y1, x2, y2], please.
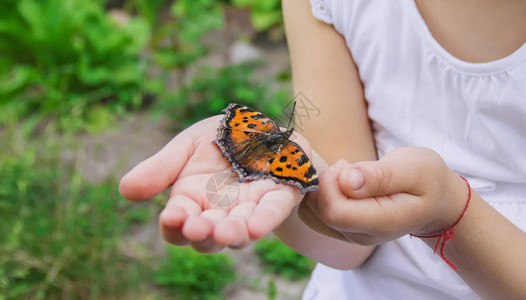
[155, 246, 237, 300]
[0, 0, 151, 133]
[0, 125, 240, 299]
[0, 145, 150, 299]
[155, 63, 289, 131]
[255, 236, 315, 281]
[0, 0, 298, 298]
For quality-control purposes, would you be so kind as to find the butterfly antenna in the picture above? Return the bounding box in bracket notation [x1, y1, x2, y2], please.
[286, 101, 296, 130]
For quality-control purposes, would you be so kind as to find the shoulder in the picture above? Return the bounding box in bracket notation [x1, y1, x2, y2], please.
[309, 1, 413, 42]
[308, 0, 354, 33]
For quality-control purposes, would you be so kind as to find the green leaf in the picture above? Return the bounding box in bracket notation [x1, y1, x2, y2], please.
[251, 10, 281, 31]
[17, 0, 45, 39]
[154, 246, 236, 299]
[0, 66, 34, 96]
[85, 105, 115, 134]
[255, 236, 314, 281]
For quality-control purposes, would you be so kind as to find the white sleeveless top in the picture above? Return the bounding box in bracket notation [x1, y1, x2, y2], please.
[304, 0, 526, 299]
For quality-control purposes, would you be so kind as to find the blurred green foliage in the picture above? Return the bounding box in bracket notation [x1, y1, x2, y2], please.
[230, 0, 282, 32]
[155, 245, 237, 300]
[124, 0, 171, 29]
[0, 0, 297, 297]
[266, 278, 278, 300]
[0, 0, 151, 133]
[255, 236, 315, 281]
[152, 0, 224, 71]
[0, 144, 147, 298]
[157, 63, 287, 129]
[0, 0, 287, 133]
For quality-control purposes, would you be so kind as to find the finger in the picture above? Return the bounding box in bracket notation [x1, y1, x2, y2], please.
[302, 193, 379, 245]
[190, 237, 224, 254]
[119, 116, 221, 201]
[183, 208, 226, 242]
[314, 166, 392, 232]
[187, 210, 227, 253]
[320, 169, 421, 235]
[183, 216, 213, 242]
[159, 194, 202, 245]
[247, 189, 299, 240]
[201, 209, 229, 225]
[302, 158, 346, 215]
[338, 152, 426, 199]
[214, 202, 257, 248]
[159, 206, 188, 246]
[119, 135, 192, 201]
[185, 219, 223, 254]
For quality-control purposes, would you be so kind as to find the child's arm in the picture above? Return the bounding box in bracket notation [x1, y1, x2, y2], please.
[271, 0, 379, 268]
[308, 147, 526, 298]
[121, 0, 379, 268]
[118, 115, 374, 268]
[282, 0, 377, 165]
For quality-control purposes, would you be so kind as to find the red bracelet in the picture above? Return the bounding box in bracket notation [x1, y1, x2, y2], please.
[410, 175, 471, 271]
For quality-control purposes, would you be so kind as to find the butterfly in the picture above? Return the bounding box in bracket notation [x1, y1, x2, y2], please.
[214, 103, 319, 194]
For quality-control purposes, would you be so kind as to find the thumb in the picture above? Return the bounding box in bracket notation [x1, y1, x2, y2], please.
[119, 133, 192, 201]
[119, 116, 220, 201]
[338, 152, 425, 199]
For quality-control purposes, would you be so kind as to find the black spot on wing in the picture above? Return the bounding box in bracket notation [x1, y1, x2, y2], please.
[267, 173, 319, 194]
[251, 113, 267, 120]
[296, 154, 309, 167]
[247, 124, 257, 129]
[239, 107, 258, 113]
[307, 164, 316, 176]
[218, 103, 320, 193]
[279, 156, 287, 163]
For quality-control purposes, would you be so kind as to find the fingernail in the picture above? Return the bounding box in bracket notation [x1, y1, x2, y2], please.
[348, 168, 364, 190]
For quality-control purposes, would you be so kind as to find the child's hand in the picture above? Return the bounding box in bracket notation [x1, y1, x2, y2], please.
[119, 116, 311, 253]
[300, 147, 469, 245]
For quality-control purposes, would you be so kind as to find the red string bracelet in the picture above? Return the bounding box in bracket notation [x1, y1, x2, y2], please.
[410, 175, 471, 271]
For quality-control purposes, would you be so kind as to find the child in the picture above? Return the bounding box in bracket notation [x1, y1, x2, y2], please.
[120, 0, 526, 298]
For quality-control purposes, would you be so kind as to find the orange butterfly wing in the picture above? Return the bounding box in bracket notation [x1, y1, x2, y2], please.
[214, 103, 319, 194]
[217, 103, 279, 155]
[267, 141, 319, 193]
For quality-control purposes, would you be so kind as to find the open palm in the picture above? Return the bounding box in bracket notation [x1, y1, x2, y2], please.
[119, 115, 312, 253]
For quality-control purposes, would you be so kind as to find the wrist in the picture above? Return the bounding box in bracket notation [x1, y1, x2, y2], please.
[414, 171, 471, 236]
[410, 174, 472, 271]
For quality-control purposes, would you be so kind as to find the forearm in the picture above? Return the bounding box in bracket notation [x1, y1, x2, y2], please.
[274, 205, 375, 270]
[276, 0, 377, 268]
[422, 187, 526, 298]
